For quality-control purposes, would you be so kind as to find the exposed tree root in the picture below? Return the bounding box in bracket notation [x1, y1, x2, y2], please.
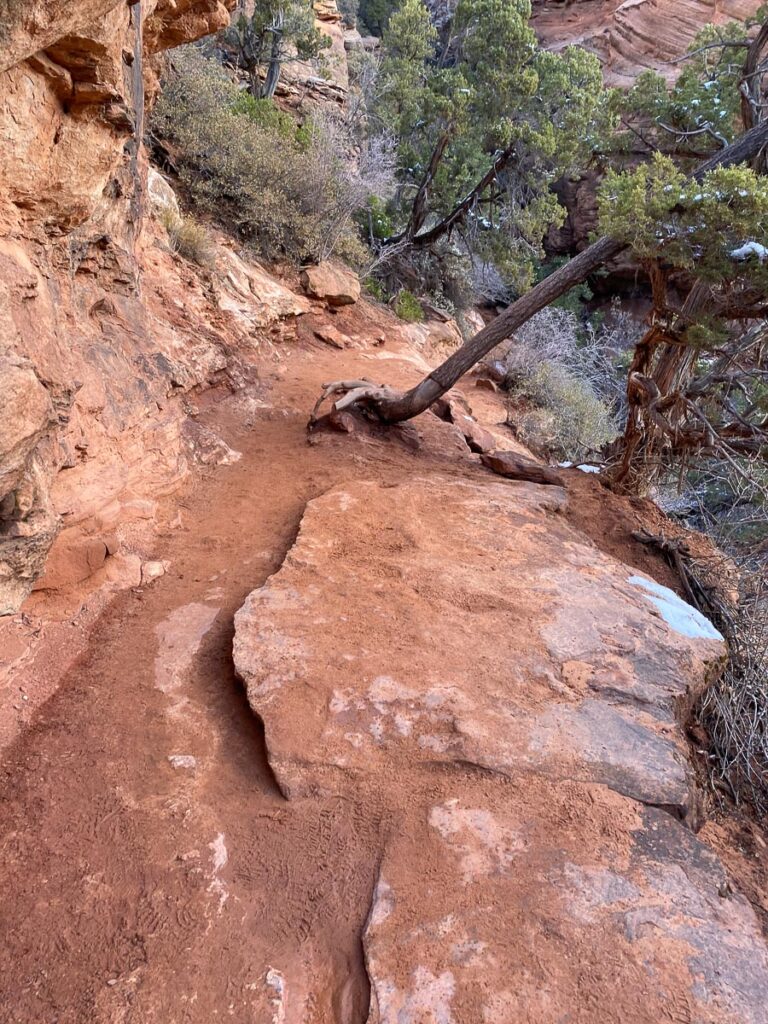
[308, 379, 408, 427]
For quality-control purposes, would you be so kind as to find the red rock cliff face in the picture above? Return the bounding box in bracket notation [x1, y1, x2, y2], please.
[532, 0, 763, 86]
[0, 0, 277, 614]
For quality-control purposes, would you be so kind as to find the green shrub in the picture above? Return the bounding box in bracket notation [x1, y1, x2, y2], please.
[511, 361, 618, 461]
[393, 289, 424, 323]
[151, 48, 369, 264]
[364, 277, 386, 302]
[229, 92, 306, 141]
[359, 195, 393, 240]
[161, 209, 215, 267]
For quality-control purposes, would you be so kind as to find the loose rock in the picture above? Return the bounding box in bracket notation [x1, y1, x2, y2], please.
[481, 449, 565, 486]
[300, 263, 360, 306]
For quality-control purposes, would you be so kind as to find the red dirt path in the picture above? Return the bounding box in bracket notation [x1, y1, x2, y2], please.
[0, 317, 765, 1022]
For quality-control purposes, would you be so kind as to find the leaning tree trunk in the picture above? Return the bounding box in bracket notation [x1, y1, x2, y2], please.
[319, 117, 768, 426]
[610, 280, 715, 492]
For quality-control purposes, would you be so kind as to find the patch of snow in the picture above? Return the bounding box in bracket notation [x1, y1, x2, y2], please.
[557, 461, 601, 474]
[628, 575, 723, 641]
[265, 968, 286, 1024]
[168, 754, 197, 770]
[730, 241, 768, 262]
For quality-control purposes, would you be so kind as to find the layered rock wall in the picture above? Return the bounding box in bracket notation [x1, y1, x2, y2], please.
[532, 0, 763, 86]
[0, 0, 290, 614]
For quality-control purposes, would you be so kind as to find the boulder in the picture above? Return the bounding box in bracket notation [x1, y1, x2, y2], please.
[402, 317, 464, 355]
[34, 535, 109, 592]
[144, 0, 236, 52]
[475, 358, 507, 383]
[313, 324, 349, 350]
[431, 390, 496, 452]
[147, 169, 180, 221]
[462, 307, 485, 334]
[453, 412, 496, 453]
[231, 478, 766, 1021]
[300, 263, 361, 306]
[431, 390, 473, 422]
[481, 449, 565, 486]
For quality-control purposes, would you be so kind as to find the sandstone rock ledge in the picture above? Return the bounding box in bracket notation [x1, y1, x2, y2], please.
[234, 476, 768, 1023]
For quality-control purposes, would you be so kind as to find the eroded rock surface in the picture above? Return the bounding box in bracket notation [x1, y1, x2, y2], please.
[0, 0, 312, 613]
[277, 0, 350, 110]
[233, 476, 768, 1022]
[532, 0, 762, 86]
[301, 262, 361, 306]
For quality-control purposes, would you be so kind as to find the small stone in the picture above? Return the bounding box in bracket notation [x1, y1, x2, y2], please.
[168, 754, 197, 770]
[453, 413, 496, 454]
[300, 263, 360, 305]
[313, 325, 348, 350]
[141, 560, 170, 585]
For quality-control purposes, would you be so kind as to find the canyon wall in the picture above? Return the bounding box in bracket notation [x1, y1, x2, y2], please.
[0, 0, 296, 615]
[532, 0, 763, 86]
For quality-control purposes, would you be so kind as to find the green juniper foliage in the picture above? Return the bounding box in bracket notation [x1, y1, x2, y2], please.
[599, 155, 768, 290]
[151, 50, 368, 263]
[358, 0, 399, 34]
[393, 288, 424, 322]
[617, 15, 768, 155]
[375, 0, 613, 290]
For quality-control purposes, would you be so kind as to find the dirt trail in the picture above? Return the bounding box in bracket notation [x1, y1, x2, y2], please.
[1, 308, 762, 1023]
[0, 342, 366, 1020]
[0, 321, 531, 1023]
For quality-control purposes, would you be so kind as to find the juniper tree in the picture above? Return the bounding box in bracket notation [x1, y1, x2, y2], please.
[616, 6, 768, 160]
[599, 14, 768, 491]
[374, 0, 611, 290]
[599, 157, 768, 491]
[312, 118, 768, 425]
[223, 0, 329, 100]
